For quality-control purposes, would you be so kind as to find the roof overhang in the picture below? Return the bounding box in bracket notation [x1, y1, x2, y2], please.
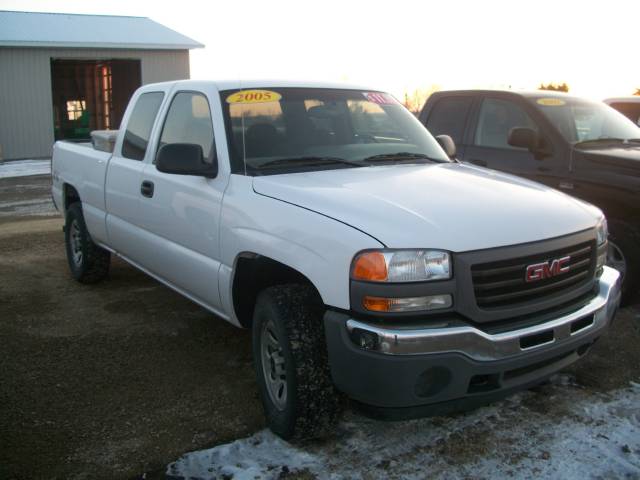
[0, 41, 203, 49]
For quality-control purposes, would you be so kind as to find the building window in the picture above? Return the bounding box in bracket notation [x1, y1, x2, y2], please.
[66, 100, 86, 121]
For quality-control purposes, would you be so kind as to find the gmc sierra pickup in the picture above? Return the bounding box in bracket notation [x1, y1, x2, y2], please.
[52, 80, 621, 440]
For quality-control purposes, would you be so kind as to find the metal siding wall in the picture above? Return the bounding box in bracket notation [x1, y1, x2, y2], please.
[0, 48, 54, 160]
[140, 50, 190, 84]
[0, 48, 190, 160]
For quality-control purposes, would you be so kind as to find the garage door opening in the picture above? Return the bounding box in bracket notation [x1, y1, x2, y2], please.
[51, 59, 141, 141]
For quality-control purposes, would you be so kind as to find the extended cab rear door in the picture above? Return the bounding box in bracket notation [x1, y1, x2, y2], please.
[421, 93, 475, 161]
[105, 87, 168, 259]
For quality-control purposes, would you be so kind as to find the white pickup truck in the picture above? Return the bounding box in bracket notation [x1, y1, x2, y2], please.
[52, 80, 621, 440]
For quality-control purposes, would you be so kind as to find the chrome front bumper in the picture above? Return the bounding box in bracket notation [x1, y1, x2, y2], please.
[346, 266, 621, 362]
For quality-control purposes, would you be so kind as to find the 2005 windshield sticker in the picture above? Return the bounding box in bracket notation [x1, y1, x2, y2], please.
[226, 90, 282, 104]
[364, 92, 398, 105]
[537, 98, 566, 106]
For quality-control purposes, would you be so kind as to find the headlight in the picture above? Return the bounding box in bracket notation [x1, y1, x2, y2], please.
[351, 250, 451, 282]
[596, 217, 608, 246]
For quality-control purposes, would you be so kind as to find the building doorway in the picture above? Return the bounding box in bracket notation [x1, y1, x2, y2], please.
[50, 59, 141, 141]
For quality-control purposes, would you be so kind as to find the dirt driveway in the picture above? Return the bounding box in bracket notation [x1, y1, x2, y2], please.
[1, 175, 639, 479]
[0, 176, 264, 479]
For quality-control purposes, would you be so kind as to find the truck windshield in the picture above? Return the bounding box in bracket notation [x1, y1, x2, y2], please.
[221, 87, 450, 175]
[532, 97, 640, 146]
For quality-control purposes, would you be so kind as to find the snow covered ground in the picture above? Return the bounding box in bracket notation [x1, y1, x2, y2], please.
[0, 159, 50, 179]
[166, 376, 640, 480]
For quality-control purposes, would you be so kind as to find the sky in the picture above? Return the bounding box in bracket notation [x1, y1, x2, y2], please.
[1, 0, 639, 101]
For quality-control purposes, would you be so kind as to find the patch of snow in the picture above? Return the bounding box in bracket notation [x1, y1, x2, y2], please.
[166, 377, 640, 479]
[0, 159, 51, 179]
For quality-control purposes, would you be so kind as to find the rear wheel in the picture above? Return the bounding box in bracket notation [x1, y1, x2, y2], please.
[64, 203, 110, 284]
[252, 284, 341, 440]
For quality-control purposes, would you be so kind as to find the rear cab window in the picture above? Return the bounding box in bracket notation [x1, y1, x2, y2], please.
[608, 102, 640, 125]
[121, 92, 165, 160]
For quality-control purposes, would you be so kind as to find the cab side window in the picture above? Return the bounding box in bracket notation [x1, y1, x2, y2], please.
[121, 92, 165, 161]
[159, 92, 215, 163]
[474, 98, 537, 149]
[425, 96, 473, 145]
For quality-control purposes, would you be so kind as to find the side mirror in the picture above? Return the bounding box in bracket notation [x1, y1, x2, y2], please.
[435, 134, 457, 159]
[508, 127, 551, 160]
[508, 127, 539, 150]
[156, 143, 217, 178]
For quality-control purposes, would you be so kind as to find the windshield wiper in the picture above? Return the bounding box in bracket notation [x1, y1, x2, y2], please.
[361, 152, 446, 163]
[573, 137, 627, 147]
[254, 156, 364, 170]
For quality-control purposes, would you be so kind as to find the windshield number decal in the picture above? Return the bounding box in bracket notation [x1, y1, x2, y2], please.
[364, 92, 397, 105]
[537, 98, 566, 106]
[226, 90, 282, 104]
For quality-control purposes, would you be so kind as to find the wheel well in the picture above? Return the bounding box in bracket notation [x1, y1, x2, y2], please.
[64, 184, 80, 211]
[232, 254, 321, 328]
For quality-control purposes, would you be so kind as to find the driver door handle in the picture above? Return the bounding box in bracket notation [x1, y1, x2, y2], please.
[140, 180, 154, 198]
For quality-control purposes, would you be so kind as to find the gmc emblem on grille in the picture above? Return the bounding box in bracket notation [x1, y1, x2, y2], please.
[525, 256, 571, 282]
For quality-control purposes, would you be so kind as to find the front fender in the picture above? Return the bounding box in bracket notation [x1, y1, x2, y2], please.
[219, 175, 382, 324]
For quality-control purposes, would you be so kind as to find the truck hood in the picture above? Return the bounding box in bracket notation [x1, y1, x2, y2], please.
[576, 145, 640, 173]
[252, 163, 601, 251]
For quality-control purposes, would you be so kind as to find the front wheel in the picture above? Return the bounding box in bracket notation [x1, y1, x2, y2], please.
[607, 220, 639, 305]
[252, 284, 341, 440]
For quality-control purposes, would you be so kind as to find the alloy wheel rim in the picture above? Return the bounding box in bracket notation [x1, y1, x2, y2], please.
[70, 220, 83, 267]
[260, 318, 287, 411]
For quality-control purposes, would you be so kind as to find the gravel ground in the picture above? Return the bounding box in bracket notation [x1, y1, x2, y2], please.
[0, 173, 57, 219]
[1, 174, 639, 479]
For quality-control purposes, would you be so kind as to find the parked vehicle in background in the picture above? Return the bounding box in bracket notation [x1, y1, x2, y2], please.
[604, 97, 640, 126]
[420, 90, 640, 302]
[52, 80, 620, 440]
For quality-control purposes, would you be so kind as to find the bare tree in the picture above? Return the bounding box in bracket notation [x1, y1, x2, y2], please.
[402, 84, 441, 115]
[539, 82, 569, 92]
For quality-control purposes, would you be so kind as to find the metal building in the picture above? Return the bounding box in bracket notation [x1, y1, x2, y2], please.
[0, 11, 203, 160]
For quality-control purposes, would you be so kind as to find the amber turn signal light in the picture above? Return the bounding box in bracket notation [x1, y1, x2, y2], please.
[352, 251, 388, 282]
[363, 294, 453, 313]
[362, 296, 392, 312]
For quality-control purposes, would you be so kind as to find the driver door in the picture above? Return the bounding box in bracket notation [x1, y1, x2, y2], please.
[463, 96, 566, 187]
[135, 90, 227, 311]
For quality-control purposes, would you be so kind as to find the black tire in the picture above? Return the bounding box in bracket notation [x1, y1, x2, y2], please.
[252, 284, 341, 441]
[607, 219, 640, 305]
[64, 203, 111, 284]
